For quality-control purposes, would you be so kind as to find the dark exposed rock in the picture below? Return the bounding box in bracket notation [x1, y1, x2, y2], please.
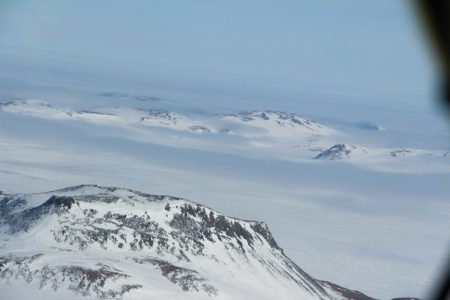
[250, 222, 280, 250]
[222, 111, 319, 130]
[0, 254, 140, 300]
[1, 196, 75, 233]
[0, 196, 27, 218]
[189, 125, 211, 133]
[43, 195, 75, 210]
[52, 211, 169, 252]
[390, 149, 412, 157]
[314, 144, 369, 160]
[319, 281, 377, 300]
[314, 144, 354, 160]
[171, 204, 256, 252]
[355, 122, 381, 131]
[99, 92, 160, 102]
[130, 256, 218, 296]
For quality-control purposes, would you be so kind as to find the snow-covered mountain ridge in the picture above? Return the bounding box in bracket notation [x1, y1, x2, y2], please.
[1, 98, 449, 173]
[220, 111, 336, 137]
[0, 99, 334, 138]
[0, 185, 376, 300]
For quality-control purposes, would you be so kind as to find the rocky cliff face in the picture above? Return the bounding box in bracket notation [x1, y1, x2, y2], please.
[0, 185, 375, 300]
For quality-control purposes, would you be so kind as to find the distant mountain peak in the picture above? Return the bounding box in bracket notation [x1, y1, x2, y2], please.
[314, 144, 368, 160]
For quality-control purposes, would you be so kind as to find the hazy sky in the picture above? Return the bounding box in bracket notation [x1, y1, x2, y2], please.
[0, 1, 435, 96]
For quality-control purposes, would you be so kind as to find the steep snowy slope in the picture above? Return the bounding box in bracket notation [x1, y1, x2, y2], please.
[0, 185, 375, 300]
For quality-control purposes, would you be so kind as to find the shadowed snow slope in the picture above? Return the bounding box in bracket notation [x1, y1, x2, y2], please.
[0, 185, 375, 300]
